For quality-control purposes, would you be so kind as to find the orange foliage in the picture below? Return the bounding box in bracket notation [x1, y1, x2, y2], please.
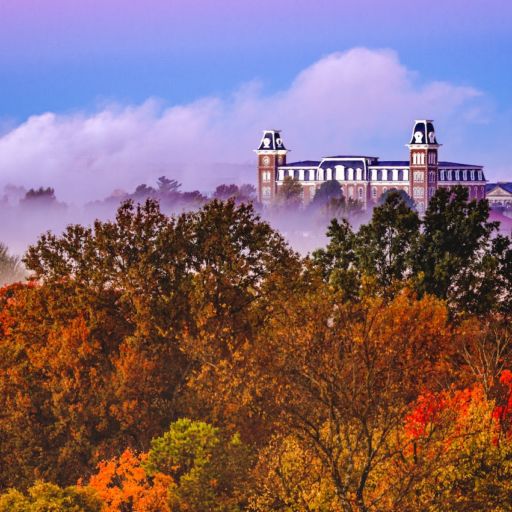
[87, 449, 173, 512]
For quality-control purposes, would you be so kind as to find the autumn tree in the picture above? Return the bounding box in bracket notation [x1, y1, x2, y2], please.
[223, 283, 455, 511]
[0, 481, 101, 512]
[87, 449, 172, 512]
[0, 199, 298, 488]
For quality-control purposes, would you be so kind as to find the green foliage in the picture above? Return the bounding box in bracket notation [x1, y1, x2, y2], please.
[311, 180, 342, 207]
[357, 189, 420, 288]
[276, 176, 303, 208]
[315, 186, 512, 313]
[145, 419, 252, 512]
[378, 187, 415, 209]
[0, 482, 101, 512]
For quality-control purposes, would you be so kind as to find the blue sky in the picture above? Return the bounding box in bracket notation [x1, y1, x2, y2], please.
[0, 0, 510, 199]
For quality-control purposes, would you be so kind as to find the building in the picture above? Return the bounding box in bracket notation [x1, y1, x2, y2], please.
[486, 183, 512, 207]
[256, 120, 487, 213]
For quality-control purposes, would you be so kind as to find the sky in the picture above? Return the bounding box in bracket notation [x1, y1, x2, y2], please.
[0, 0, 511, 201]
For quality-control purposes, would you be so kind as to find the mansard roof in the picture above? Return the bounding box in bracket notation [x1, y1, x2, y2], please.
[409, 120, 439, 145]
[257, 130, 287, 151]
[280, 160, 320, 168]
[439, 161, 483, 169]
[370, 160, 409, 167]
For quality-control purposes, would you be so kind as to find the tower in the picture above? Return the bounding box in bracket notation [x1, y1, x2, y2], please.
[255, 130, 288, 204]
[407, 120, 441, 213]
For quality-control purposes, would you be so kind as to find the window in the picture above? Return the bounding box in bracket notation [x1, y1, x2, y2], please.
[299, 169, 305, 181]
[309, 169, 316, 181]
[413, 187, 424, 198]
[462, 170, 467, 181]
[348, 186, 354, 198]
[448, 170, 453, 181]
[440, 170, 445, 181]
[455, 170, 460, 181]
[347, 168, 354, 180]
[414, 171, 424, 182]
[470, 170, 475, 181]
[372, 187, 377, 198]
[356, 168, 362, 180]
[358, 187, 363, 199]
[262, 186, 272, 198]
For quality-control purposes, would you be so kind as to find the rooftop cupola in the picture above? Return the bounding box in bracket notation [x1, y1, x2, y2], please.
[408, 120, 440, 147]
[256, 130, 287, 152]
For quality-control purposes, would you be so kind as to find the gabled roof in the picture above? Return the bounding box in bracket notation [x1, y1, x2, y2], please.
[486, 183, 512, 195]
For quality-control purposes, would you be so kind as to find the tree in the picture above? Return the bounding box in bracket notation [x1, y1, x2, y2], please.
[144, 419, 252, 512]
[87, 449, 172, 512]
[1, 199, 298, 487]
[213, 184, 240, 201]
[378, 188, 415, 210]
[157, 177, 181, 196]
[312, 219, 360, 300]
[276, 176, 303, 208]
[310, 180, 343, 208]
[0, 482, 101, 512]
[227, 285, 454, 511]
[413, 186, 511, 313]
[356, 190, 420, 288]
[0, 242, 25, 286]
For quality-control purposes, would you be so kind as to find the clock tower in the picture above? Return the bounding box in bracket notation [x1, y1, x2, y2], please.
[407, 120, 441, 214]
[255, 130, 288, 204]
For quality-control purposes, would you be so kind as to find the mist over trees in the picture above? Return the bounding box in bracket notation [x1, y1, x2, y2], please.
[0, 187, 511, 511]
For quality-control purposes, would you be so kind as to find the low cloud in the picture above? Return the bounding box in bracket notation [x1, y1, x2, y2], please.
[0, 47, 487, 203]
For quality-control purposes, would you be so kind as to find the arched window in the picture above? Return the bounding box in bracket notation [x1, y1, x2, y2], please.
[448, 170, 453, 181]
[440, 170, 445, 181]
[358, 187, 363, 199]
[372, 187, 377, 198]
[382, 169, 388, 181]
[309, 169, 316, 181]
[318, 168, 325, 181]
[348, 186, 354, 198]
[326, 168, 332, 180]
[347, 168, 354, 180]
[356, 168, 362, 181]
[335, 166, 345, 180]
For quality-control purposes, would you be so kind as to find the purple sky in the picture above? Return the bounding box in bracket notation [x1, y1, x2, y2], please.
[0, 0, 511, 201]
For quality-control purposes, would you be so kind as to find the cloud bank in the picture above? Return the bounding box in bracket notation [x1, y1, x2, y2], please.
[0, 48, 486, 203]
